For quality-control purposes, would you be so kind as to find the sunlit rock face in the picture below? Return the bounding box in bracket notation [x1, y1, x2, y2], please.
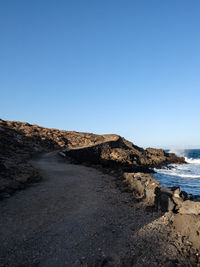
[64, 136, 185, 172]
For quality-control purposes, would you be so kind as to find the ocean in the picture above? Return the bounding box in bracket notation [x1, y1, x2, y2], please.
[153, 149, 200, 196]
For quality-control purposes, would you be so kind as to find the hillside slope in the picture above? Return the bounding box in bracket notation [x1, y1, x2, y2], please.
[64, 136, 185, 172]
[0, 119, 185, 198]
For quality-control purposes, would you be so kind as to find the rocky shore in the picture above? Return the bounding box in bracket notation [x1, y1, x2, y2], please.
[0, 152, 197, 266]
[0, 118, 184, 199]
[61, 148, 200, 252]
[1, 118, 200, 265]
[63, 136, 185, 172]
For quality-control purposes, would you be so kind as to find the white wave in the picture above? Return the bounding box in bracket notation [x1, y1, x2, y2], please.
[177, 173, 200, 178]
[156, 170, 200, 178]
[155, 148, 200, 181]
[169, 148, 200, 164]
[168, 148, 185, 157]
[185, 157, 200, 164]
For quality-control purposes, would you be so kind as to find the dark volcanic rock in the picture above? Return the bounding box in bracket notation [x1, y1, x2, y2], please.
[64, 137, 151, 172]
[122, 172, 200, 249]
[0, 119, 122, 198]
[123, 172, 160, 205]
[0, 118, 185, 199]
[64, 137, 185, 173]
[122, 173, 192, 213]
[145, 148, 185, 167]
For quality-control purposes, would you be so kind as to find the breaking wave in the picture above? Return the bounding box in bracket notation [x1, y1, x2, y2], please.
[153, 149, 200, 195]
[185, 157, 200, 164]
[168, 148, 185, 157]
[155, 169, 200, 179]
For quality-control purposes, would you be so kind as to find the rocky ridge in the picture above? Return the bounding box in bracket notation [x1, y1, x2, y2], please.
[0, 119, 115, 198]
[1, 119, 200, 254]
[63, 136, 185, 172]
[0, 120, 200, 264]
[0, 118, 184, 199]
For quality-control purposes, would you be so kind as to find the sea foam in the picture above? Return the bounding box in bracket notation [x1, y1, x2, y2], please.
[153, 148, 200, 195]
[185, 157, 200, 164]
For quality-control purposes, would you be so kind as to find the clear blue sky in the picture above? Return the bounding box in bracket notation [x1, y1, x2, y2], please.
[1, 0, 200, 148]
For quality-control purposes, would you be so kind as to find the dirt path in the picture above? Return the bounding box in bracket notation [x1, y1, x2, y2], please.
[0, 152, 195, 266]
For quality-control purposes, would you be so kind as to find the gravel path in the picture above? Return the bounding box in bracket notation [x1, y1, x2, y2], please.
[0, 152, 196, 266]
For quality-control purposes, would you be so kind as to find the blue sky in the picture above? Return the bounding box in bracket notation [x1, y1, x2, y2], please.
[0, 0, 200, 148]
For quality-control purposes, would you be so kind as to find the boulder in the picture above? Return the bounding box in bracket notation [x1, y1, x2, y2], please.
[155, 187, 191, 213]
[123, 172, 160, 205]
[172, 196, 183, 211]
[178, 200, 200, 215]
[173, 214, 200, 250]
[172, 187, 181, 198]
[158, 192, 175, 212]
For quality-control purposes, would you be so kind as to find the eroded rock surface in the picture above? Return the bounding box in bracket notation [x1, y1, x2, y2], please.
[0, 118, 185, 198]
[1, 119, 200, 264]
[0, 119, 117, 197]
[122, 171, 200, 251]
[64, 136, 185, 172]
[173, 214, 200, 250]
[123, 172, 160, 205]
[178, 200, 200, 215]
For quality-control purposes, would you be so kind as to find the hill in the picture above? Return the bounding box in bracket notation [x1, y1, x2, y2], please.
[0, 118, 185, 198]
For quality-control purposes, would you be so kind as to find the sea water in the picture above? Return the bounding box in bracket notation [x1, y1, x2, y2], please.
[153, 149, 200, 196]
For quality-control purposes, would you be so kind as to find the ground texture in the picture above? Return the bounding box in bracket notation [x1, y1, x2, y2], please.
[0, 152, 198, 266]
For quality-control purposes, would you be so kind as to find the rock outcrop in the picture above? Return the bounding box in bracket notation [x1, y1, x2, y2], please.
[173, 200, 200, 250]
[123, 172, 160, 205]
[0, 119, 111, 198]
[122, 172, 190, 211]
[122, 170, 200, 250]
[1, 118, 200, 254]
[173, 214, 200, 250]
[178, 200, 200, 215]
[64, 136, 185, 172]
[145, 147, 185, 165]
[0, 118, 185, 199]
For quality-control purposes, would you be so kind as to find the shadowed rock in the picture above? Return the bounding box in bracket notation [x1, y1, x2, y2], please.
[123, 172, 160, 205]
[0, 119, 112, 197]
[64, 136, 185, 172]
[0, 118, 185, 199]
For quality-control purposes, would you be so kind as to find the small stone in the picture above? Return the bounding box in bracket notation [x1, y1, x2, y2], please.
[0, 192, 11, 198]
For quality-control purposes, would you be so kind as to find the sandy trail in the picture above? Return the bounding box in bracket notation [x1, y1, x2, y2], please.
[0, 152, 192, 266]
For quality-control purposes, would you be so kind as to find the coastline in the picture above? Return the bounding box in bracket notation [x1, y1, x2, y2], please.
[1, 118, 200, 265]
[0, 152, 198, 266]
